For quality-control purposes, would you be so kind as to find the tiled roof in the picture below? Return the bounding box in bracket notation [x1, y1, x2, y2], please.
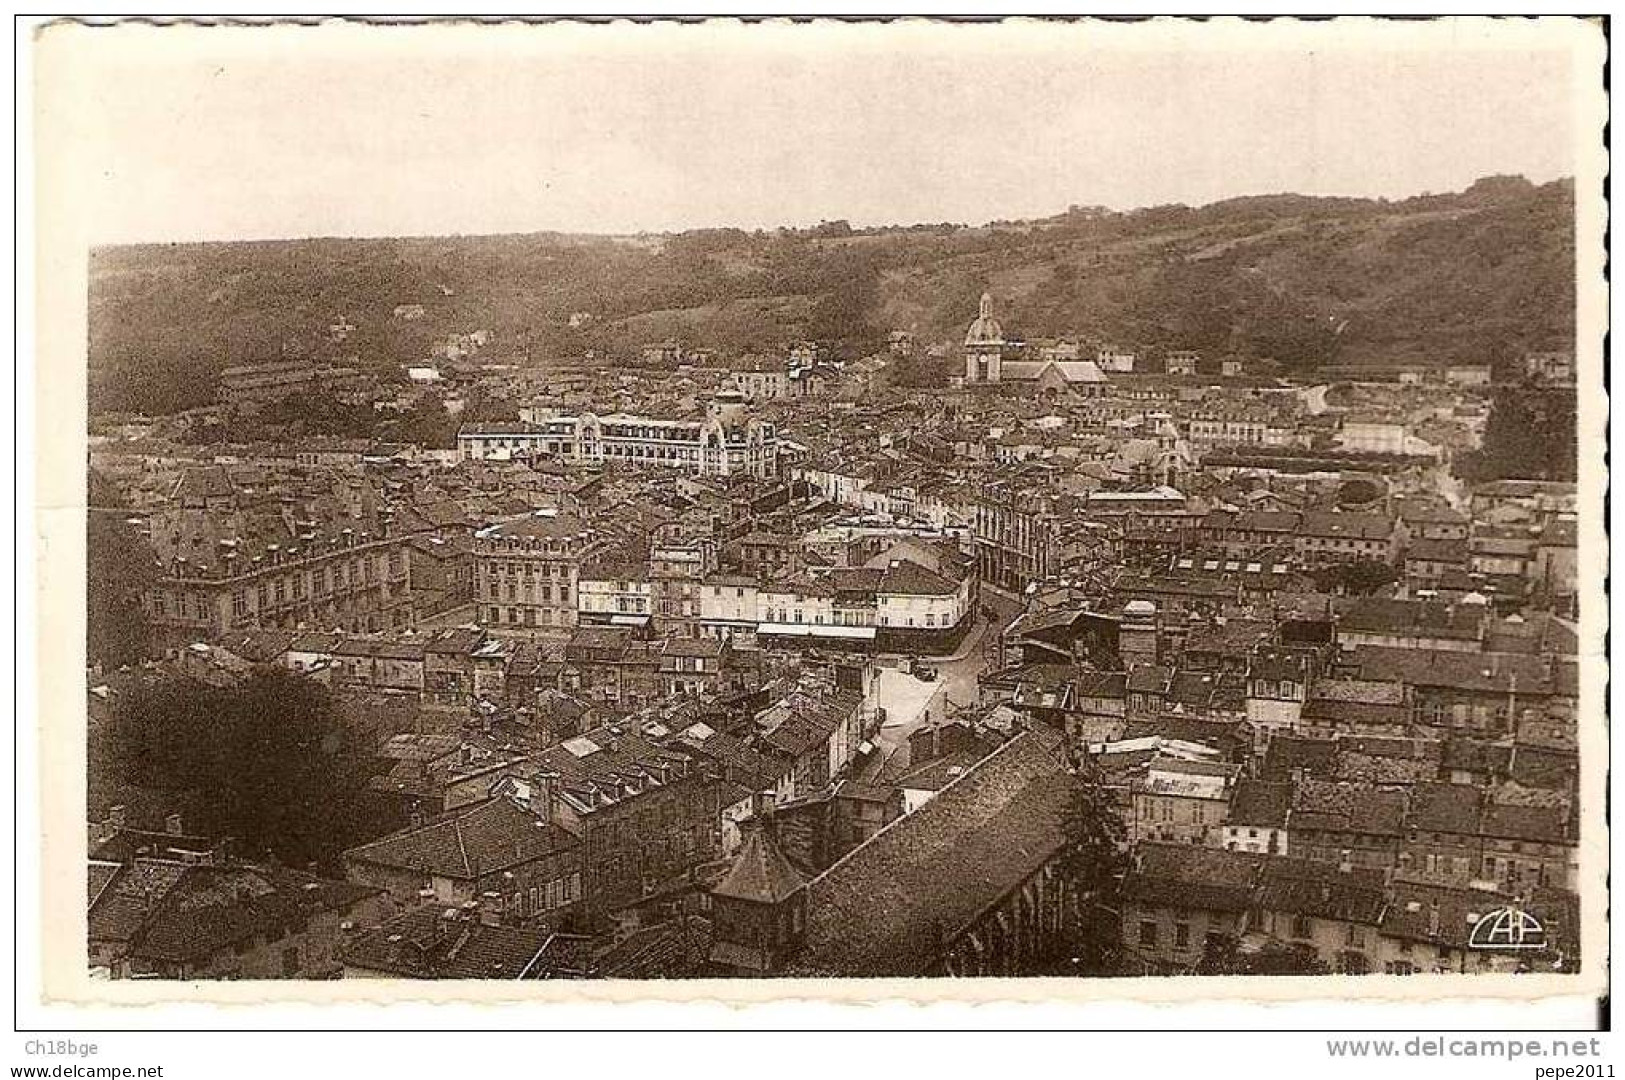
[1352, 646, 1555, 695]
[1255, 858, 1387, 924]
[876, 559, 959, 597]
[345, 796, 577, 880]
[341, 904, 552, 979]
[1381, 881, 1513, 949]
[1296, 512, 1394, 540]
[1290, 780, 1407, 837]
[1121, 842, 1265, 913]
[786, 729, 1072, 977]
[1479, 803, 1570, 844]
[1227, 780, 1292, 828]
[1404, 782, 1483, 834]
[712, 820, 805, 905]
[122, 861, 379, 965]
[1336, 598, 1484, 640]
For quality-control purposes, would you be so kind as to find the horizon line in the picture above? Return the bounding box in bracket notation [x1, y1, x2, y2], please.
[88, 172, 1573, 252]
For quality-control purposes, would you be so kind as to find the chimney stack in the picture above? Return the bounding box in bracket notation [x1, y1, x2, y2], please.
[477, 891, 504, 928]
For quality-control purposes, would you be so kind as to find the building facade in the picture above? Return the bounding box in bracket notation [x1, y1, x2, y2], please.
[458, 409, 779, 478]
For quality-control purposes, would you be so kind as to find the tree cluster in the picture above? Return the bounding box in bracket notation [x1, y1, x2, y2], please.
[108, 671, 380, 870]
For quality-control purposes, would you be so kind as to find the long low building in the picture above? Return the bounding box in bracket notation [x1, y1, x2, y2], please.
[457, 406, 778, 479]
[219, 360, 368, 411]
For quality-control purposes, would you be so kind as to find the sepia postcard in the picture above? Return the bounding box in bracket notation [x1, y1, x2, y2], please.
[26, 15, 1609, 1014]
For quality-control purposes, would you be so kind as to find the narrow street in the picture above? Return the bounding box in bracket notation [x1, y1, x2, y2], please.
[859, 601, 1016, 782]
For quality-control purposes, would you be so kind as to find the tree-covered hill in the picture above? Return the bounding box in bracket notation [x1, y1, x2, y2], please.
[88, 175, 1574, 415]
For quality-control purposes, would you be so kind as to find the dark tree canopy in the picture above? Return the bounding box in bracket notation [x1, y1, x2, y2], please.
[86, 473, 156, 668]
[1310, 559, 1400, 597]
[1456, 384, 1579, 484]
[1054, 766, 1131, 975]
[109, 671, 378, 870]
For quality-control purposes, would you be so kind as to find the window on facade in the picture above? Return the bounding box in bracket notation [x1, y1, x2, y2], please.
[1292, 916, 1312, 939]
[1138, 920, 1158, 947]
[1174, 923, 1190, 949]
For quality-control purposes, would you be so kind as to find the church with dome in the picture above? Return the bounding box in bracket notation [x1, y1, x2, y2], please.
[960, 291, 1108, 393]
[963, 291, 1007, 383]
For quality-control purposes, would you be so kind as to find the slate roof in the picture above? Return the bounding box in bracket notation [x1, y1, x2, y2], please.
[481, 510, 594, 541]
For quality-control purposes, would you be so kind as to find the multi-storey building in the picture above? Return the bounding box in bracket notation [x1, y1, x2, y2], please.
[458, 407, 778, 478]
[1293, 512, 1400, 567]
[1185, 407, 1291, 448]
[959, 488, 1061, 594]
[504, 726, 725, 926]
[143, 529, 417, 638]
[474, 509, 605, 637]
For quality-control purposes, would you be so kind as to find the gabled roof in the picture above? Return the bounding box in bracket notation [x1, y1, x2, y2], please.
[1121, 842, 1265, 913]
[1405, 782, 1483, 834]
[876, 559, 959, 597]
[786, 728, 1073, 977]
[1255, 858, 1387, 925]
[116, 861, 379, 965]
[344, 797, 577, 880]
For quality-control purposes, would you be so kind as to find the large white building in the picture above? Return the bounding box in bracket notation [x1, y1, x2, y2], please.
[691, 557, 975, 652]
[458, 401, 778, 478]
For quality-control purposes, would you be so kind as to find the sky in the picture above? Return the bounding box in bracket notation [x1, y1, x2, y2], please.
[37, 18, 1595, 245]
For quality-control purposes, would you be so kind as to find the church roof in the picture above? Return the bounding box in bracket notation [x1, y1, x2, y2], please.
[786, 727, 1073, 977]
[964, 292, 1004, 347]
[999, 360, 1108, 384]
